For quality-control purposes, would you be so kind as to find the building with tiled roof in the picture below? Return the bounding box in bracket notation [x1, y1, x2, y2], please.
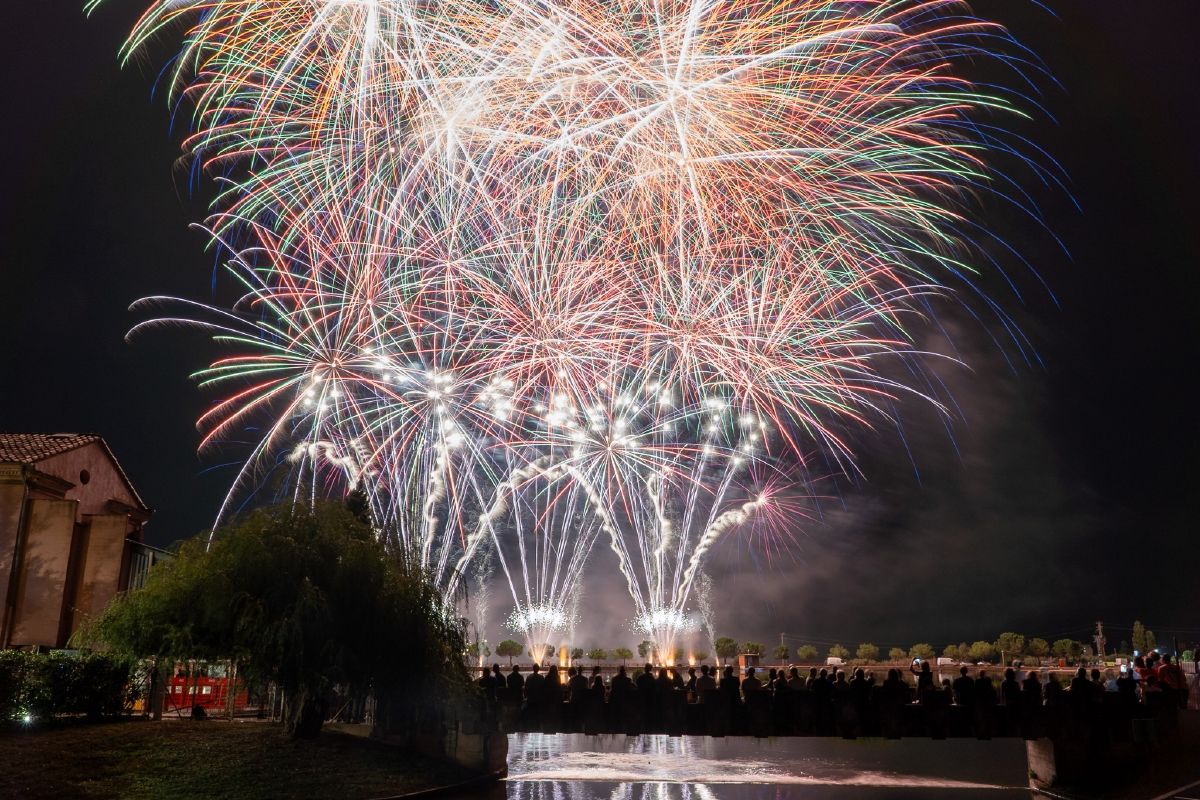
[1, 433, 159, 649]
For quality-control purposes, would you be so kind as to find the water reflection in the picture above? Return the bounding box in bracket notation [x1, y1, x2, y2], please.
[484, 733, 1034, 799]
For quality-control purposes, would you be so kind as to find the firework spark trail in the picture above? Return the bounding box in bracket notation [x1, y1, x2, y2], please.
[677, 496, 765, 608]
[101, 0, 1053, 632]
[447, 454, 564, 598]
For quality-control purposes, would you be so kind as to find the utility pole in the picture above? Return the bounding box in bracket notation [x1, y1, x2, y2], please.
[1093, 621, 1107, 665]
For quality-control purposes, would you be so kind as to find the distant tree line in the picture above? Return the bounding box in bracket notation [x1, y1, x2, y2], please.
[485, 624, 1162, 669]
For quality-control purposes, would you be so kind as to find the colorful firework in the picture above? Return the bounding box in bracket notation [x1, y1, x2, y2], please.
[102, 0, 1051, 628]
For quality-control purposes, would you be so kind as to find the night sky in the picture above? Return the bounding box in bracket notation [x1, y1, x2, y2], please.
[3, 1, 1197, 653]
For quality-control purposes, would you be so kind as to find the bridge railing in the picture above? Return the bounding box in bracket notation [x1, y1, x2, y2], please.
[475, 684, 1181, 742]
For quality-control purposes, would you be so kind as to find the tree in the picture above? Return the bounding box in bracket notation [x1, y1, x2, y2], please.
[967, 641, 996, 663]
[1028, 638, 1049, 659]
[741, 642, 764, 657]
[637, 640, 655, 660]
[1132, 621, 1148, 655]
[92, 503, 470, 738]
[586, 648, 607, 663]
[714, 637, 739, 663]
[673, 647, 687, 665]
[570, 647, 584, 662]
[1146, 629, 1157, 652]
[796, 645, 819, 662]
[856, 643, 879, 663]
[942, 644, 960, 660]
[909, 643, 936, 661]
[612, 647, 634, 666]
[773, 645, 790, 663]
[828, 644, 849, 661]
[692, 651, 709, 663]
[1051, 639, 1080, 663]
[1118, 641, 1130, 657]
[888, 647, 906, 662]
[994, 632, 1025, 660]
[496, 640, 523, 665]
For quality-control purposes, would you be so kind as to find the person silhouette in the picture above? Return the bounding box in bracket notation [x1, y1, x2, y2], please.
[507, 663, 525, 691]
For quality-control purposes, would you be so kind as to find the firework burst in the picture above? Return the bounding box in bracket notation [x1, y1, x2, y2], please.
[102, 0, 1053, 629]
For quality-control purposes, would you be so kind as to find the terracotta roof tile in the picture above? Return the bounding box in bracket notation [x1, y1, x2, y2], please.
[0, 433, 103, 464]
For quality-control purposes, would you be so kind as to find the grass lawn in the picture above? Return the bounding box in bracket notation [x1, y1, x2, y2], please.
[0, 718, 476, 800]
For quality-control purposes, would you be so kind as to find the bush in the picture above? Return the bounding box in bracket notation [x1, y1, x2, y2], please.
[0, 650, 132, 726]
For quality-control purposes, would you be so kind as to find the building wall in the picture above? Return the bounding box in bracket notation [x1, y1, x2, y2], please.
[2, 442, 150, 649]
[8, 498, 77, 648]
[37, 443, 139, 517]
[69, 513, 130, 633]
[0, 471, 27, 624]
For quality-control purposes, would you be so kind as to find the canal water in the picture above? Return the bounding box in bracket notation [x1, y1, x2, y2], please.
[469, 733, 1037, 798]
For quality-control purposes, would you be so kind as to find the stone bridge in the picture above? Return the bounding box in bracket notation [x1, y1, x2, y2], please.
[468, 687, 1186, 791]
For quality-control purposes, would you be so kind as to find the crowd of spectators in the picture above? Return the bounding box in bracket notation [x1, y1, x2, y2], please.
[474, 654, 1189, 737]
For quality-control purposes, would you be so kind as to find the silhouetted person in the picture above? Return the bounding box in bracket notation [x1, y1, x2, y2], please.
[637, 663, 657, 723]
[525, 663, 546, 703]
[1069, 667, 1091, 695]
[805, 667, 819, 689]
[545, 664, 561, 689]
[671, 669, 685, 691]
[637, 663, 656, 693]
[1158, 654, 1187, 708]
[590, 665, 605, 692]
[478, 665, 496, 697]
[787, 667, 804, 690]
[696, 664, 716, 695]
[507, 664, 525, 691]
[742, 667, 761, 695]
[1043, 676, 1064, 707]
[849, 668, 870, 702]
[685, 667, 698, 695]
[1001, 668, 1021, 707]
[766, 668, 778, 691]
[1022, 670, 1042, 703]
[1116, 666, 1136, 698]
[567, 666, 589, 702]
[913, 660, 934, 699]
[611, 665, 633, 700]
[882, 668, 907, 703]
[975, 670, 997, 706]
[492, 663, 504, 687]
[953, 666, 975, 708]
[656, 667, 673, 695]
[720, 666, 740, 698]
[812, 668, 833, 732]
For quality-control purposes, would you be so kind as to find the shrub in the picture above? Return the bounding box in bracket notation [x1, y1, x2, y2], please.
[0, 650, 132, 726]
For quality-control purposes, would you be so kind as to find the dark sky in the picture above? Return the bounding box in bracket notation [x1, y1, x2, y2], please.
[2, 1, 1197, 653]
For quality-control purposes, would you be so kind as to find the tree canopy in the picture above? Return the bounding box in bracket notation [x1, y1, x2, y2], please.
[89, 502, 469, 738]
[856, 643, 879, 663]
[713, 637, 739, 660]
[908, 643, 936, 661]
[495, 640, 523, 665]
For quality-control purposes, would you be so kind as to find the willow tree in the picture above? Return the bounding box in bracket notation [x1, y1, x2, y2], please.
[91, 502, 469, 738]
